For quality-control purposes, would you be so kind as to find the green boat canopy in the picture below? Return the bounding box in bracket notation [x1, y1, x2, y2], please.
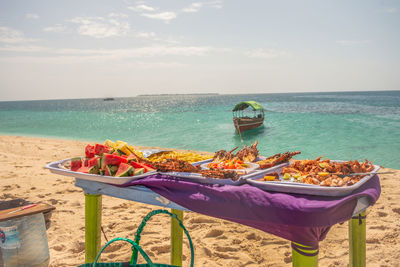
[232, 101, 264, 112]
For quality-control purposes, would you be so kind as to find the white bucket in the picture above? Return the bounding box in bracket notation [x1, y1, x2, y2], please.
[0, 213, 50, 267]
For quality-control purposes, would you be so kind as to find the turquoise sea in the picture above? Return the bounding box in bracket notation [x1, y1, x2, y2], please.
[0, 91, 399, 169]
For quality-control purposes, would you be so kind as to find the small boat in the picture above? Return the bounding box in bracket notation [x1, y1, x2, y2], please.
[232, 101, 264, 134]
[103, 97, 115, 101]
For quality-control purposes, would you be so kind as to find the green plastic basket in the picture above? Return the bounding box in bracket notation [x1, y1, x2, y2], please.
[78, 209, 194, 267]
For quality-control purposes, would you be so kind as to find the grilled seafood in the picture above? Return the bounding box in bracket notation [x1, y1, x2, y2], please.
[153, 158, 240, 180]
[151, 158, 201, 173]
[213, 147, 238, 162]
[198, 169, 240, 181]
[212, 141, 259, 163]
[282, 157, 375, 187]
[236, 141, 259, 162]
[256, 151, 301, 169]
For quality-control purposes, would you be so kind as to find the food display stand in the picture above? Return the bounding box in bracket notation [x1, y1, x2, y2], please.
[70, 173, 380, 267]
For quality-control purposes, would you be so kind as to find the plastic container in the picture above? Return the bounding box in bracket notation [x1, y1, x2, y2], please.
[0, 213, 49, 267]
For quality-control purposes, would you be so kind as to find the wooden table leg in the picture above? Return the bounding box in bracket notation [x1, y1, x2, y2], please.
[291, 242, 318, 267]
[349, 211, 366, 267]
[85, 194, 102, 263]
[171, 209, 184, 266]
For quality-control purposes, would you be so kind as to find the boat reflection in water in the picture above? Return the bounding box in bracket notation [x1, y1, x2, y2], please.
[232, 101, 264, 134]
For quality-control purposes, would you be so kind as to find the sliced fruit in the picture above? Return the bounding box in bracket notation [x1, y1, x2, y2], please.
[115, 163, 134, 177]
[95, 144, 114, 156]
[88, 165, 99, 174]
[88, 157, 101, 168]
[76, 165, 98, 174]
[104, 139, 117, 149]
[102, 154, 128, 167]
[85, 145, 95, 158]
[130, 161, 155, 173]
[133, 168, 145, 176]
[70, 157, 82, 171]
[263, 176, 276, 181]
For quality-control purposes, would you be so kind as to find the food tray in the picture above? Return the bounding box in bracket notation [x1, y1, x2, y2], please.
[159, 171, 246, 186]
[158, 157, 276, 186]
[199, 162, 260, 174]
[45, 159, 157, 185]
[246, 161, 380, 196]
[241, 162, 290, 180]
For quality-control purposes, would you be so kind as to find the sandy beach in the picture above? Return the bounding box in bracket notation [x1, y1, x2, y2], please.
[0, 135, 399, 267]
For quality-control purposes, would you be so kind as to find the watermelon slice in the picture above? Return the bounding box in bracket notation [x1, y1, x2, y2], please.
[104, 165, 118, 176]
[70, 157, 82, 171]
[102, 154, 128, 167]
[76, 165, 98, 174]
[133, 168, 145, 176]
[94, 144, 113, 156]
[115, 163, 134, 177]
[127, 153, 140, 163]
[85, 145, 95, 158]
[88, 157, 100, 168]
[130, 161, 155, 173]
[83, 158, 90, 167]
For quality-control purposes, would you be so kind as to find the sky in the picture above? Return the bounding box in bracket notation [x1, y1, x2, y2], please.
[0, 0, 399, 101]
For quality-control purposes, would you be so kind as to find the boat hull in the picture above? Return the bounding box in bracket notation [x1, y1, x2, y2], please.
[233, 117, 264, 133]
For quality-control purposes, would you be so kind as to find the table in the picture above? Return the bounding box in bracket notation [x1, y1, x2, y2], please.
[75, 175, 378, 267]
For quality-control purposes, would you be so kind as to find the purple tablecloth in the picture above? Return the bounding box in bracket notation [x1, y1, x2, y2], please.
[122, 174, 380, 247]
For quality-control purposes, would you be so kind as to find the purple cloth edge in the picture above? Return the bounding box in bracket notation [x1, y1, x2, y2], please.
[120, 174, 380, 246]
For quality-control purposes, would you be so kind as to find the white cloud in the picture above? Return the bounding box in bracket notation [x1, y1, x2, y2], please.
[0, 45, 46, 52]
[336, 40, 370, 46]
[70, 16, 130, 38]
[109, 13, 128, 18]
[135, 32, 156, 38]
[55, 45, 211, 59]
[141, 12, 177, 23]
[26, 13, 39, 19]
[207, 0, 223, 9]
[182, 2, 203, 13]
[245, 48, 289, 59]
[0, 26, 35, 44]
[128, 4, 156, 12]
[43, 24, 66, 33]
[384, 7, 397, 13]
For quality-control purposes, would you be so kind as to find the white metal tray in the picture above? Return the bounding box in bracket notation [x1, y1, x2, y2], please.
[159, 171, 245, 186]
[246, 161, 380, 196]
[158, 157, 287, 186]
[45, 158, 157, 185]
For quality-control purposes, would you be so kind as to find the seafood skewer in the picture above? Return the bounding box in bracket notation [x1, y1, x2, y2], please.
[256, 151, 301, 169]
[212, 141, 259, 163]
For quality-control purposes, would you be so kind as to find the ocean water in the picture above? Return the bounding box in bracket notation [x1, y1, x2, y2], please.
[0, 91, 399, 169]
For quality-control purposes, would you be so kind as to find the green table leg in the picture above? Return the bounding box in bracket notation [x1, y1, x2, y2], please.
[171, 209, 184, 266]
[85, 194, 102, 263]
[291, 242, 318, 267]
[349, 211, 366, 267]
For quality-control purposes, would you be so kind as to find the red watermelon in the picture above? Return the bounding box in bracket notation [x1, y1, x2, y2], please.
[102, 154, 128, 167]
[94, 144, 113, 156]
[130, 161, 155, 173]
[85, 145, 95, 158]
[70, 157, 82, 171]
[115, 163, 134, 177]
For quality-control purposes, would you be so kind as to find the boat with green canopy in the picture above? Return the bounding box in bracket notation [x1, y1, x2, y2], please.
[232, 101, 265, 133]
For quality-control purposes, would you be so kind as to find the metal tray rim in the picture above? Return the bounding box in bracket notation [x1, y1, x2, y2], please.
[246, 160, 380, 196]
[45, 158, 157, 185]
